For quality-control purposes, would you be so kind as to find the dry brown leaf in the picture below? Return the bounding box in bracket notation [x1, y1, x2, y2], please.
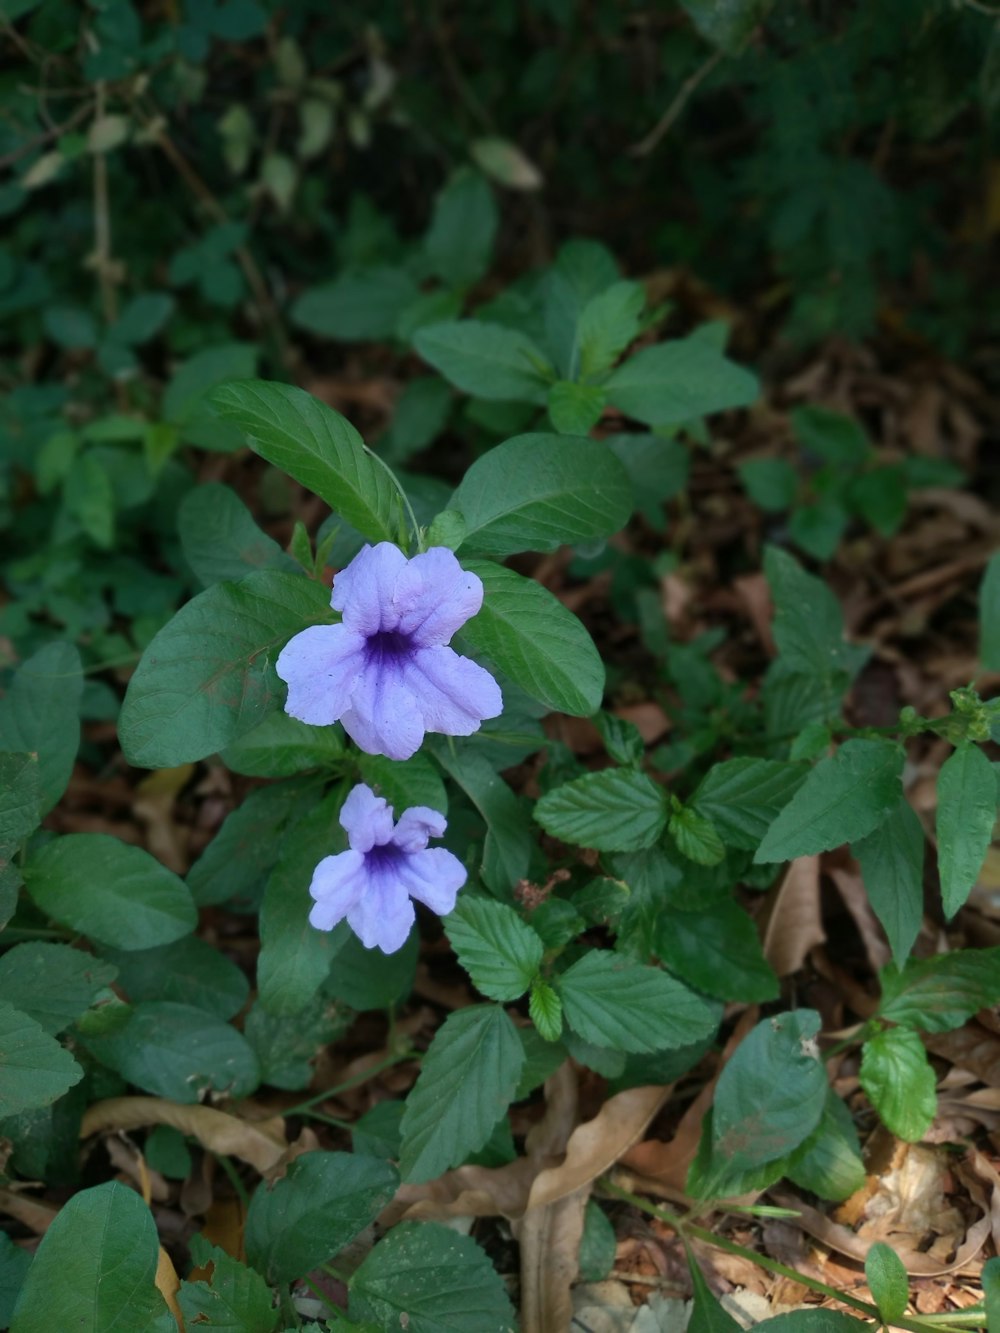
[81, 1098, 287, 1174]
[132, 764, 195, 873]
[515, 1188, 588, 1333]
[827, 866, 892, 972]
[155, 1246, 184, 1330]
[0, 1187, 58, 1234]
[926, 1023, 1000, 1087]
[762, 857, 825, 976]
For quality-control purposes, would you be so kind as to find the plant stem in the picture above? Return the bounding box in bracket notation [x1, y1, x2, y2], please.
[363, 446, 423, 551]
[282, 1050, 416, 1118]
[213, 1152, 250, 1210]
[601, 1180, 983, 1333]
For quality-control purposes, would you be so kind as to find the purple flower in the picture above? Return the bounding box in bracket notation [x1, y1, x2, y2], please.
[309, 783, 466, 953]
[276, 543, 502, 761]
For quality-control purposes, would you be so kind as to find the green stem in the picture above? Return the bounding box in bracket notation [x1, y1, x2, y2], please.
[213, 1152, 250, 1211]
[363, 446, 423, 552]
[297, 1110, 354, 1131]
[282, 1051, 416, 1118]
[601, 1181, 982, 1333]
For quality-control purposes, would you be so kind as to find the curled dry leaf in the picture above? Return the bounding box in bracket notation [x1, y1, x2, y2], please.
[926, 1022, 1000, 1088]
[155, 1246, 184, 1329]
[762, 855, 825, 976]
[0, 1187, 58, 1234]
[81, 1097, 287, 1174]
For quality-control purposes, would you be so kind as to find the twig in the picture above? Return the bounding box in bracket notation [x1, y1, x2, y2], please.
[629, 48, 725, 157]
[0, 100, 91, 170]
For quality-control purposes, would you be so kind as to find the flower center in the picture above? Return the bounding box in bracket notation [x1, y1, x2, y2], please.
[364, 842, 405, 874]
[365, 630, 413, 666]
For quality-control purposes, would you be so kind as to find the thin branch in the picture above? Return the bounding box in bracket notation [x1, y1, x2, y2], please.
[0, 100, 92, 171]
[629, 48, 725, 157]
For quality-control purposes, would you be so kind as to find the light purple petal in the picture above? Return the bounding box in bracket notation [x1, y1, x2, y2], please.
[339, 783, 394, 851]
[392, 548, 484, 648]
[392, 806, 447, 853]
[308, 849, 367, 931]
[397, 847, 467, 915]
[342, 660, 425, 760]
[331, 543, 408, 636]
[346, 869, 415, 953]
[405, 646, 503, 737]
[276, 624, 366, 726]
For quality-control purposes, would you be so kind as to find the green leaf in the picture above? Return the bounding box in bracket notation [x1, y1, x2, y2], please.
[113, 292, 174, 345]
[9, 1182, 174, 1333]
[209, 381, 401, 542]
[290, 267, 419, 341]
[653, 902, 779, 1002]
[444, 897, 543, 1001]
[103, 936, 249, 1020]
[348, 1222, 517, 1332]
[983, 1256, 1000, 1333]
[739, 458, 797, 512]
[221, 710, 344, 778]
[604, 335, 758, 426]
[547, 381, 606, 435]
[0, 752, 41, 852]
[326, 928, 419, 1010]
[852, 798, 925, 967]
[577, 280, 646, 379]
[688, 1254, 743, 1333]
[413, 320, 551, 403]
[257, 791, 350, 1015]
[187, 777, 322, 907]
[980, 551, 1000, 671]
[451, 433, 631, 557]
[119, 570, 333, 769]
[26, 834, 197, 950]
[764, 547, 868, 680]
[43, 304, 98, 349]
[528, 979, 564, 1042]
[65, 454, 115, 547]
[245, 1150, 399, 1285]
[606, 433, 689, 525]
[0, 1234, 31, 1329]
[0, 642, 82, 814]
[754, 1314, 866, 1333]
[789, 500, 849, 561]
[536, 768, 667, 851]
[0, 1002, 83, 1118]
[358, 751, 447, 815]
[556, 953, 719, 1053]
[878, 948, 1000, 1033]
[424, 168, 497, 288]
[859, 1026, 936, 1142]
[668, 806, 725, 866]
[459, 559, 604, 716]
[936, 742, 997, 917]
[0, 944, 116, 1035]
[430, 744, 531, 896]
[687, 1107, 789, 1200]
[691, 758, 808, 851]
[244, 995, 347, 1091]
[179, 482, 299, 587]
[84, 1001, 259, 1102]
[678, 0, 773, 52]
[865, 1243, 909, 1323]
[470, 136, 543, 189]
[711, 1010, 827, 1170]
[578, 1201, 617, 1283]
[754, 740, 904, 863]
[399, 1005, 524, 1182]
[786, 1090, 866, 1202]
[792, 406, 870, 467]
[178, 1238, 278, 1333]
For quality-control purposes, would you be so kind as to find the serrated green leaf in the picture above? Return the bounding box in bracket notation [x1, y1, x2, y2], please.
[178, 1237, 278, 1332]
[764, 547, 868, 681]
[413, 319, 551, 403]
[668, 806, 725, 866]
[547, 381, 606, 435]
[786, 1090, 865, 1202]
[859, 1027, 936, 1142]
[865, 1242, 909, 1322]
[119, 570, 333, 769]
[179, 482, 299, 587]
[653, 901, 779, 1003]
[84, 1001, 259, 1102]
[0, 1002, 83, 1118]
[445, 897, 543, 1001]
[348, 1222, 517, 1333]
[0, 643, 82, 814]
[451, 433, 631, 557]
[536, 767, 667, 851]
[399, 1005, 524, 1182]
[604, 334, 758, 426]
[26, 834, 197, 950]
[459, 559, 605, 716]
[852, 798, 925, 967]
[245, 1150, 398, 1285]
[9, 1182, 174, 1333]
[556, 952, 719, 1053]
[577, 280, 646, 379]
[878, 948, 1000, 1032]
[209, 381, 401, 542]
[528, 979, 564, 1042]
[755, 740, 904, 863]
[0, 944, 116, 1035]
[711, 1010, 827, 1170]
[936, 742, 996, 917]
[692, 758, 808, 851]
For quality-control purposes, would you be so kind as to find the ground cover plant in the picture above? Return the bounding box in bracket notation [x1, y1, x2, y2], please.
[2, 2, 1000, 1331]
